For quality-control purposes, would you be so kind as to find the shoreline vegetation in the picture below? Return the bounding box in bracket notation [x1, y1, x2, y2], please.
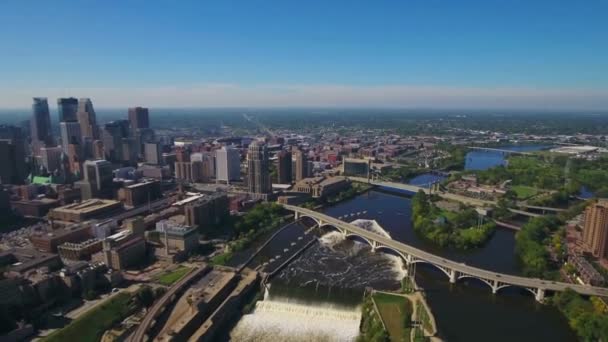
[212, 183, 369, 265]
[211, 202, 286, 265]
[412, 190, 495, 249]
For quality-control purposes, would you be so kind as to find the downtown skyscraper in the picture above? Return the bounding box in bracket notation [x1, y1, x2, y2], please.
[247, 141, 271, 195]
[77, 98, 99, 140]
[57, 97, 79, 122]
[31, 97, 54, 155]
[128, 107, 150, 129]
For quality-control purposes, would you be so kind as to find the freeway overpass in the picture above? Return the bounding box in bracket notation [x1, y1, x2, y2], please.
[282, 204, 608, 302]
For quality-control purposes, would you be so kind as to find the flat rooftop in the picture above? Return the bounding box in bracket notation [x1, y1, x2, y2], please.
[51, 199, 121, 214]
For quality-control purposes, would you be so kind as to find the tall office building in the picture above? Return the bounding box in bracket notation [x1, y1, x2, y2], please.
[78, 159, 114, 199]
[60, 121, 82, 154]
[57, 97, 79, 122]
[247, 141, 271, 194]
[134, 127, 155, 155]
[0, 141, 22, 184]
[77, 98, 99, 140]
[294, 148, 307, 181]
[102, 120, 130, 163]
[31, 97, 54, 154]
[583, 200, 608, 260]
[216, 146, 240, 183]
[277, 150, 292, 184]
[144, 142, 162, 165]
[128, 107, 150, 129]
[0, 125, 26, 183]
[40, 146, 63, 173]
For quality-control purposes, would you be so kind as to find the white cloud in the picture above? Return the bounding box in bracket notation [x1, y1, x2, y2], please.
[0, 83, 607, 110]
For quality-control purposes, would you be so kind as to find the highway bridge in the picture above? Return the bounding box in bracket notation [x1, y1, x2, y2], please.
[349, 177, 563, 218]
[466, 146, 533, 156]
[282, 204, 608, 302]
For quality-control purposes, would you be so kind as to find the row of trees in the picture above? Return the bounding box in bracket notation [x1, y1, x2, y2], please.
[550, 289, 608, 341]
[514, 216, 562, 278]
[229, 203, 285, 252]
[412, 191, 495, 249]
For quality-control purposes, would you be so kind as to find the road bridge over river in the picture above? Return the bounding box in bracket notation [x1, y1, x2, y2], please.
[282, 204, 608, 302]
[466, 146, 534, 156]
[349, 177, 563, 218]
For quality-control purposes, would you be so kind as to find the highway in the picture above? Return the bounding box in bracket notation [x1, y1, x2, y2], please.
[284, 204, 608, 298]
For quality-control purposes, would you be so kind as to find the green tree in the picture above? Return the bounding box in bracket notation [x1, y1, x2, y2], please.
[135, 286, 155, 308]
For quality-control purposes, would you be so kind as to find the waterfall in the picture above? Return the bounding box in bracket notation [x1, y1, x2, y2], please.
[230, 218, 405, 341]
[230, 291, 362, 341]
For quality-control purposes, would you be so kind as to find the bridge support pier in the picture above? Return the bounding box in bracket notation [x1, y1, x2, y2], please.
[449, 269, 457, 284]
[535, 288, 546, 303]
[370, 241, 378, 252]
[491, 280, 499, 294]
[294, 211, 300, 220]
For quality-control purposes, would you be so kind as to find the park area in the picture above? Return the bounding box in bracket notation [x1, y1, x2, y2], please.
[372, 292, 413, 342]
[42, 292, 135, 342]
[510, 185, 539, 199]
[154, 265, 192, 286]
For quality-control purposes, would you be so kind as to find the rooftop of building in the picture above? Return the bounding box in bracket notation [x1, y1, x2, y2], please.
[58, 238, 101, 250]
[51, 199, 122, 214]
[125, 179, 159, 189]
[114, 235, 144, 252]
[2, 247, 60, 274]
[29, 223, 91, 241]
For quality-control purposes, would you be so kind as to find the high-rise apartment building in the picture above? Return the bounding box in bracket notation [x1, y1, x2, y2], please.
[31, 98, 54, 154]
[294, 148, 307, 181]
[184, 193, 229, 232]
[216, 146, 240, 183]
[247, 141, 271, 194]
[57, 97, 79, 122]
[583, 200, 608, 260]
[128, 107, 149, 129]
[277, 150, 292, 184]
[191, 152, 215, 180]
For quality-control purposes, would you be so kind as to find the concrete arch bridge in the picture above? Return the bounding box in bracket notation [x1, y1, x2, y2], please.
[283, 204, 608, 302]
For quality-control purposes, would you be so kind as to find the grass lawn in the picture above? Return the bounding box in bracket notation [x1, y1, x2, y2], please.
[43, 292, 134, 342]
[154, 266, 192, 286]
[372, 292, 413, 342]
[511, 185, 539, 199]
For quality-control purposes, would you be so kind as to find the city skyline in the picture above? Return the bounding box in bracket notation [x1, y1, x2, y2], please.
[1, 1, 607, 109]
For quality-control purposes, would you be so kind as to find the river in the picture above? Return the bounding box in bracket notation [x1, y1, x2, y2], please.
[229, 144, 577, 341]
[464, 144, 553, 171]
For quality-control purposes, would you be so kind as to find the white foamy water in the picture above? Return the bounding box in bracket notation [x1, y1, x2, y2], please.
[230, 296, 362, 341]
[350, 219, 391, 239]
[230, 219, 405, 341]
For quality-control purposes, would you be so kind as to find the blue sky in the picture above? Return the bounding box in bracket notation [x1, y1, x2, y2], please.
[0, 0, 607, 109]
